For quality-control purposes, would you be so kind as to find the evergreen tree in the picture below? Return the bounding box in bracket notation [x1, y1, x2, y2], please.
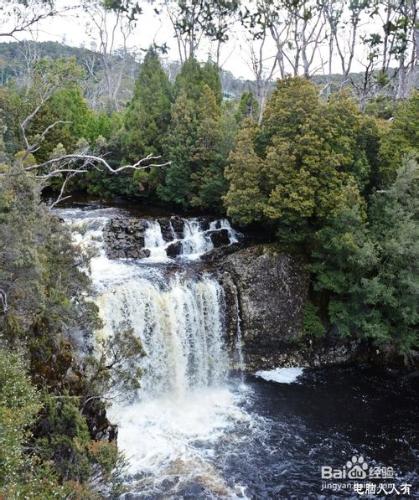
[225, 77, 377, 240]
[122, 48, 172, 163]
[29, 86, 94, 163]
[224, 119, 265, 224]
[379, 92, 419, 186]
[235, 91, 259, 123]
[190, 84, 226, 209]
[311, 159, 419, 357]
[158, 59, 225, 210]
[173, 57, 221, 103]
[158, 90, 197, 207]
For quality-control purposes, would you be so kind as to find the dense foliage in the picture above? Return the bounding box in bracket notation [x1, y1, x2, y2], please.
[0, 162, 143, 495]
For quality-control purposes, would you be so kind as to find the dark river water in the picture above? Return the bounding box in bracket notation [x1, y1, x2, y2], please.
[215, 367, 419, 499]
[146, 366, 418, 500]
[118, 366, 419, 499]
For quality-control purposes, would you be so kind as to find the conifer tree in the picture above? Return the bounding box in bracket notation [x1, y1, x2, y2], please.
[159, 59, 225, 209]
[122, 48, 172, 162]
[224, 119, 265, 224]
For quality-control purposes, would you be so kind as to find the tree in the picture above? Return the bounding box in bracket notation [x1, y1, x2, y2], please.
[122, 48, 172, 163]
[311, 158, 419, 359]
[173, 57, 222, 103]
[0, 162, 142, 494]
[158, 58, 225, 209]
[0, 350, 41, 492]
[28, 85, 95, 164]
[157, 90, 196, 207]
[0, 0, 58, 39]
[379, 91, 419, 185]
[224, 118, 265, 224]
[225, 78, 375, 240]
[190, 84, 227, 209]
[82, 0, 136, 112]
[235, 91, 259, 123]
[165, 0, 239, 64]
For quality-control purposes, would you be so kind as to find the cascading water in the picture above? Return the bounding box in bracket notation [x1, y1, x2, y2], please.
[59, 207, 250, 498]
[97, 273, 228, 397]
[141, 217, 238, 262]
[57, 206, 419, 499]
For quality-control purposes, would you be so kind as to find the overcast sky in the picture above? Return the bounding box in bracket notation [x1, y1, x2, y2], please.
[15, 0, 378, 80]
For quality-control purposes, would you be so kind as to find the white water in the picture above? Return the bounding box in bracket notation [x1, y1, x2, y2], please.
[255, 367, 304, 384]
[59, 207, 250, 497]
[143, 217, 239, 262]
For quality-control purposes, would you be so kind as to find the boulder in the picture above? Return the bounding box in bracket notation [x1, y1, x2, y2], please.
[126, 248, 151, 259]
[208, 229, 230, 248]
[103, 217, 147, 259]
[166, 241, 183, 258]
[170, 216, 185, 238]
[197, 217, 210, 231]
[158, 218, 174, 242]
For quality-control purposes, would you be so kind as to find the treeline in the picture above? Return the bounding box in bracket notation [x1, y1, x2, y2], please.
[0, 50, 243, 209]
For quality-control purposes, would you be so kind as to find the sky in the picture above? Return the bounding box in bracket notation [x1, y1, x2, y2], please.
[13, 0, 379, 80]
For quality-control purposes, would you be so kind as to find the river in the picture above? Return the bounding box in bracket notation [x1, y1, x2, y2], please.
[59, 206, 419, 499]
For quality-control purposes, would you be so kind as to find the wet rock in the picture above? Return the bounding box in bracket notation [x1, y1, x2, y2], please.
[158, 218, 174, 242]
[126, 248, 151, 259]
[197, 217, 210, 231]
[201, 242, 243, 263]
[208, 228, 230, 247]
[166, 241, 182, 258]
[218, 244, 310, 370]
[170, 216, 185, 238]
[103, 217, 147, 259]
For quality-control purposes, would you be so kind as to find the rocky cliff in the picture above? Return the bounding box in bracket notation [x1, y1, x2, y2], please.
[217, 245, 309, 370]
[218, 244, 362, 371]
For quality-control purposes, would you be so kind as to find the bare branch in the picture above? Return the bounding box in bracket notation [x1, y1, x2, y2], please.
[0, 288, 8, 313]
[30, 153, 171, 173]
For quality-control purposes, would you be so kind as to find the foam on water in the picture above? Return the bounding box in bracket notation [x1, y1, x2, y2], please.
[142, 216, 239, 262]
[255, 367, 304, 384]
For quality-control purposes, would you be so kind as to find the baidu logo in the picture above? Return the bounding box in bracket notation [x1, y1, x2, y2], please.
[321, 454, 413, 496]
[346, 456, 368, 480]
[321, 454, 368, 480]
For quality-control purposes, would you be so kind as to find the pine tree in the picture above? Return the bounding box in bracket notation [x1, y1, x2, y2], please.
[122, 48, 172, 163]
[158, 59, 225, 210]
[224, 119, 265, 224]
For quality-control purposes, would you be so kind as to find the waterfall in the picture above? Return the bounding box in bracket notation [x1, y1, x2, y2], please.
[143, 220, 167, 261]
[97, 273, 228, 398]
[233, 286, 245, 378]
[58, 207, 249, 497]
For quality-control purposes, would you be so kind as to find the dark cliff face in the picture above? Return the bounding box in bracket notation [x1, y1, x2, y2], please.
[218, 245, 310, 371]
[218, 245, 363, 371]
